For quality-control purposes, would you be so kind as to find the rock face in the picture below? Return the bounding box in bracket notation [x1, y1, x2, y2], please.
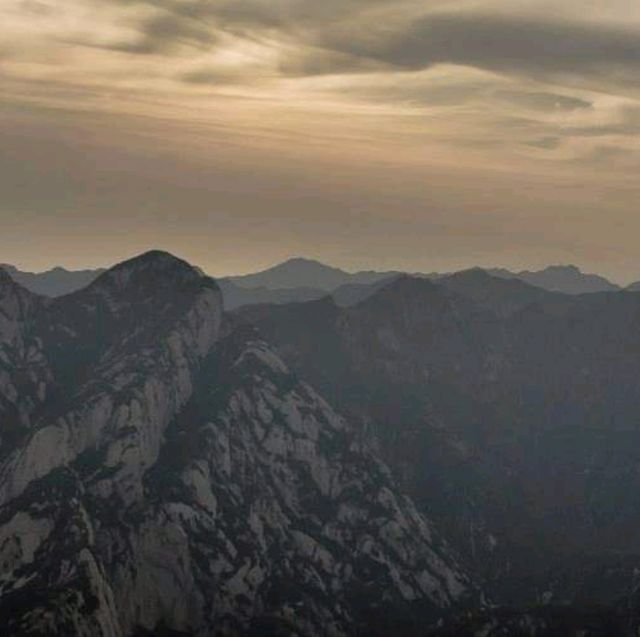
[0, 252, 472, 636]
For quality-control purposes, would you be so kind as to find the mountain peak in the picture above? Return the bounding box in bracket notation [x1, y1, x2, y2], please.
[0, 267, 15, 286]
[488, 264, 619, 294]
[281, 256, 335, 267]
[538, 264, 581, 274]
[54, 251, 219, 320]
[446, 267, 496, 282]
[229, 257, 349, 291]
[358, 274, 442, 309]
[270, 257, 347, 276]
[113, 249, 190, 270]
[93, 250, 201, 291]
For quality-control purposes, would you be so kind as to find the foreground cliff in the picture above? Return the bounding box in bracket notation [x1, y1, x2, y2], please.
[0, 251, 473, 636]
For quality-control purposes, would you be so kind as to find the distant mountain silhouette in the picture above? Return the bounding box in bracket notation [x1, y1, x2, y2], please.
[0, 263, 104, 297]
[627, 280, 640, 292]
[226, 257, 399, 291]
[4, 258, 624, 305]
[487, 264, 620, 294]
[218, 278, 326, 310]
[218, 276, 398, 311]
[438, 268, 560, 316]
[225, 259, 621, 309]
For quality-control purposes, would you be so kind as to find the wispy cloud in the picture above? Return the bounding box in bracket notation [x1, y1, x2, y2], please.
[1, 0, 640, 279]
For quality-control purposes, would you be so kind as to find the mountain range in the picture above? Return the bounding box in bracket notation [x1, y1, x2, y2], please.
[234, 269, 640, 607]
[0, 264, 107, 297]
[4, 258, 637, 307]
[4, 253, 640, 635]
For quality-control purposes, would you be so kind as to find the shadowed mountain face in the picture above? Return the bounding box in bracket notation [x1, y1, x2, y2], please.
[0, 252, 474, 637]
[236, 271, 640, 605]
[0, 264, 105, 297]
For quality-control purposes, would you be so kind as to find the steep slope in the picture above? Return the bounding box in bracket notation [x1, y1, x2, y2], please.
[0, 264, 105, 297]
[0, 270, 50, 449]
[237, 278, 510, 585]
[0, 252, 474, 636]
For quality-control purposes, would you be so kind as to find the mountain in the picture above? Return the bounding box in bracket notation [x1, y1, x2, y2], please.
[627, 280, 640, 292]
[3, 258, 621, 303]
[222, 259, 621, 310]
[218, 259, 400, 310]
[217, 279, 327, 311]
[487, 265, 620, 294]
[438, 268, 560, 316]
[218, 276, 399, 312]
[0, 264, 105, 297]
[236, 273, 640, 607]
[332, 276, 403, 308]
[0, 251, 474, 636]
[226, 258, 397, 292]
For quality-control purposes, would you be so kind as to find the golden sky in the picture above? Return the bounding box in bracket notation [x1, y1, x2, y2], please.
[2, 0, 640, 281]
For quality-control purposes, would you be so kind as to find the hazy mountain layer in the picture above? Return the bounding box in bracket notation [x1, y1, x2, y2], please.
[2, 258, 628, 308]
[0, 264, 105, 297]
[237, 271, 640, 605]
[487, 265, 620, 294]
[224, 258, 397, 292]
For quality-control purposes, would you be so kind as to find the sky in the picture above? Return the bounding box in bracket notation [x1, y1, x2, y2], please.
[1, 0, 640, 282]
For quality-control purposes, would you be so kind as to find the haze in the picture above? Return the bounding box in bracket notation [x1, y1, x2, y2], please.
[2, 0, 639, 282]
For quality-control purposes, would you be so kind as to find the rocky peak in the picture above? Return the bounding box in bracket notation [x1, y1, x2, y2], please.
[87, 250, 205, 296]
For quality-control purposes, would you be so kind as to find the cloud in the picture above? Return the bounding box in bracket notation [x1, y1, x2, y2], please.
[526, 136, 561, 149]
[82, 7, 219, 54]
[312, 11, 640, 87]
[495, 90, 592, 112]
